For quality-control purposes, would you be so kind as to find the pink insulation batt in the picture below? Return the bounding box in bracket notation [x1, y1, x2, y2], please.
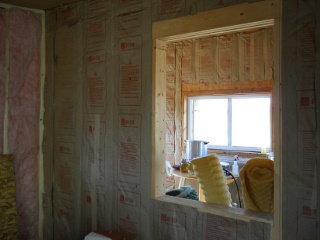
[7, 8, 41, 240]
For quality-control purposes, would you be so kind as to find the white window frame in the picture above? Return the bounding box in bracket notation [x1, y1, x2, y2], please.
[188, 93, 272, 152]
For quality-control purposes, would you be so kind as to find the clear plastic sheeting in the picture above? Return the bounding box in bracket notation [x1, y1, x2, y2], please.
[281, 0, 320, 238]
[0, 6, 41, 240]
[1, 0, 319, 239]
[154, 196, 272, 240]
[43, 0, 319, 239]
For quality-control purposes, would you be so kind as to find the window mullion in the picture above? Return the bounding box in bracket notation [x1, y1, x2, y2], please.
[188, 98, 194, 140]
[228, 97, 232, 147]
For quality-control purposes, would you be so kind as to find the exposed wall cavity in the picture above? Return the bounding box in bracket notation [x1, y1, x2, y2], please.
[42, 0, 319, 239]
[0, 0, 319, 239]
[0, 7, 41, 240]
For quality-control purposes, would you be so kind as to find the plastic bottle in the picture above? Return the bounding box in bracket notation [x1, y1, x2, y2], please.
[232, 155, 239, 177]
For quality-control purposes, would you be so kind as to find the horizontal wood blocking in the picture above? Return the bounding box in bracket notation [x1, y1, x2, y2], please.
[182, 80, 274, 96]
[153, 0, 280, 40]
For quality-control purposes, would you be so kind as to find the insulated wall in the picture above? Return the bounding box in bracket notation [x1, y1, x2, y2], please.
[165, 29, 274, 190]
[0, 7, 41, 240]
[43, 1, 154, 238]
[44, 3, 84, 239]
[281, 0, 320, 238]
[41, 0, 320, 239]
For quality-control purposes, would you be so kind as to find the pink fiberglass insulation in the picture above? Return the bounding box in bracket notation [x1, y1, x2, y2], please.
[0, 9, 5, 152]
[8, 8, 41, 240]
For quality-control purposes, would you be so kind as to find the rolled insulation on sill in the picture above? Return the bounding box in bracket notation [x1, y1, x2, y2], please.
[191, 154, 232, 206]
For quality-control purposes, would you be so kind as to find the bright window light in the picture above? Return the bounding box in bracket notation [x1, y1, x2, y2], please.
[188, 94, 271, 151]
[193, 98, 228, 145]
[232, 97, 271, 148]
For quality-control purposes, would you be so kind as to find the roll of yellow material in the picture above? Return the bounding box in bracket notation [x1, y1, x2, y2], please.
[191, 154, 231, 206]
[239, 158, 274, 212]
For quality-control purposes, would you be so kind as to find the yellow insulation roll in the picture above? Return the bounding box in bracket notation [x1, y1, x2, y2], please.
[239, 158, 274, 212]
[191, 154, 231, 206]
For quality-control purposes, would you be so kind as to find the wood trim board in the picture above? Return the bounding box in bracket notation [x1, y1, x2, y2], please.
[152, 1, 281, 239]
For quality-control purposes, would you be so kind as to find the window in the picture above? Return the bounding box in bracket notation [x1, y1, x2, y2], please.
[153, 2, 281, 238]
[188, 94, 271, 152]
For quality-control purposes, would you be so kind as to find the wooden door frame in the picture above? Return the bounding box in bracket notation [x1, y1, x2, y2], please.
[152, 1, 282, 239]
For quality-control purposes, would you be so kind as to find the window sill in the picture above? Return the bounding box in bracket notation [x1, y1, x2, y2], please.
[208, 149, 269, 158]
[156, 195, 274, 225]
[207, 150, 270, 171]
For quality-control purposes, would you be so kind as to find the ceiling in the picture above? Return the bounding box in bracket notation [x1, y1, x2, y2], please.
[0, 0, 79, 10]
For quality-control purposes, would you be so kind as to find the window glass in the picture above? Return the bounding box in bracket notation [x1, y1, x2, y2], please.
[193, 98, 228, 145]
[232, 97, 271, 148]
[189, 94, 271, 151]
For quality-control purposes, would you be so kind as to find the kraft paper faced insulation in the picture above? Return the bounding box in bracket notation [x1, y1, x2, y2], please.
[43, 0, 318, 239]
[1, 0, 319, 239]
